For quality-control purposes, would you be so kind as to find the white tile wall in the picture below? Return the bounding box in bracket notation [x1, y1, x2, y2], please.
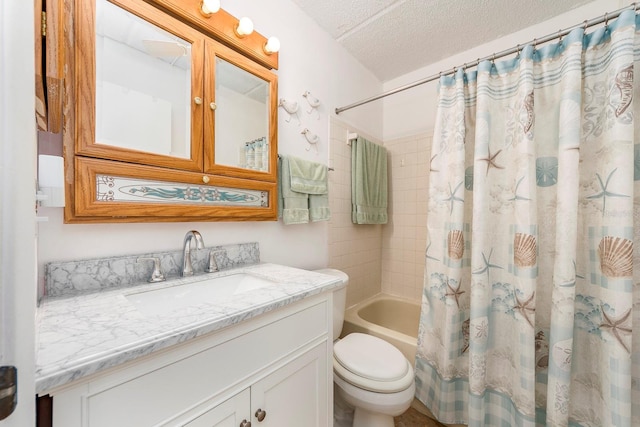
[381, 132, 431, 302]
[328, 117, 432, 306]
[328, 117, 383, 308]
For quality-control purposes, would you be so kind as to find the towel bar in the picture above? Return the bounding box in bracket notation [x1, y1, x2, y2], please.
[277, 154, 334, 171]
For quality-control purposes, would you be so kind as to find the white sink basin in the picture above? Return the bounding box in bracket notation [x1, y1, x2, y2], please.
[126, 273, 278, 316]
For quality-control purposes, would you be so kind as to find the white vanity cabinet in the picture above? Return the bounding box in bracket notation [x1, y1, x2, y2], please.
[45, 294, 332, 427]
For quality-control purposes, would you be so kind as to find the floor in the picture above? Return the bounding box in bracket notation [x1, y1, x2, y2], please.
[394, 407, 446, 427]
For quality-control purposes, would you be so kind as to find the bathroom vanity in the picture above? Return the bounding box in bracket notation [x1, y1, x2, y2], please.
[36, 262, 342, 426]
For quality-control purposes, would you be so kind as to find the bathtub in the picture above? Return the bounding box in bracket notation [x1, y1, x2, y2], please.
[340, 293, 420, 366]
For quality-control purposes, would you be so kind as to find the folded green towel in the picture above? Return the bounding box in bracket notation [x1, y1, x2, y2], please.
[278, 155, 330, 224]
[288, 156, 328, 194]
[309, 193, 330, 222]
[351, 137, 388, 224]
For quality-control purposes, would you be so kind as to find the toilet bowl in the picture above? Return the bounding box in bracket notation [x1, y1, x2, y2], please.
[314, 269, 415, 427]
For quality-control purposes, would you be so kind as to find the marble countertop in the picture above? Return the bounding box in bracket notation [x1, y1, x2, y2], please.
[35, 263, 342, 394]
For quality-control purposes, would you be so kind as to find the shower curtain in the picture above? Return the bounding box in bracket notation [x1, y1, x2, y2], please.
[415, 10, 639, 427]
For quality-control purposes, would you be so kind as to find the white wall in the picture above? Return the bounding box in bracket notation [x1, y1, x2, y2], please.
[37, 0, 383, 287]
[382, 0, 630, 140]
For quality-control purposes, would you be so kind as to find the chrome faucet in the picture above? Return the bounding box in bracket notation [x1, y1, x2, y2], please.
[182, 230, 205, 277]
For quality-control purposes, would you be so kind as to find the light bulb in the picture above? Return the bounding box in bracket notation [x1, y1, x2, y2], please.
[263, 36, 280, 54]
[235, 17, 254, 37]
[200, 0, 220, 16]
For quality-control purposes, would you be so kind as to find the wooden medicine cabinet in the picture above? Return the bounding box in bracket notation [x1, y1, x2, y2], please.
[48, 0, 278, 222]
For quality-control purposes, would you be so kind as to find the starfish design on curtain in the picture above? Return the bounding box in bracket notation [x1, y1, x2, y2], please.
[472, 248, 503, 285]
[426, 241, 440, 261]
[430, 153, 440, 173]
[559, 260, 584, 287]
[514, 291, 536, 328]
[445, 280, 465, 308]
[443, 181, 464, 214]
[508, 176, 531, 202]
[574, 260, 585, 280]
[586, 168, 629, 216]
[478, 146, 505, 175]
[600, 306, 632, 353]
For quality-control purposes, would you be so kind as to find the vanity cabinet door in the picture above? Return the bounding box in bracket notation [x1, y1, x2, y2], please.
[202, 39, 278, 183]
[250, 342, 329, 427]
[184, 389, 250, 427]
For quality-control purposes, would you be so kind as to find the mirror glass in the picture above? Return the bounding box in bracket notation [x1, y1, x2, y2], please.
[95, 0, 192, 158]
[214, 57, 270, 171]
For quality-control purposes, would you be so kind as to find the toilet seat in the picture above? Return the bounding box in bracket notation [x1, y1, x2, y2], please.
[333, 333, 414, 393]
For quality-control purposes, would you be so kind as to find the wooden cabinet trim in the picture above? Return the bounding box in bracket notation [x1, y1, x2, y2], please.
[72, 157, 277, 221]
[61, 0, 279, 223]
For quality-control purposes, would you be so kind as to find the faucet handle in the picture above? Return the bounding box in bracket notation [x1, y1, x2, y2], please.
[206, 250, 226, 273]
[137, 257, 166, 283]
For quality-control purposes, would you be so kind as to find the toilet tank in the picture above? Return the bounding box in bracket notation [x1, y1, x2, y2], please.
[314, 269, 349, 339]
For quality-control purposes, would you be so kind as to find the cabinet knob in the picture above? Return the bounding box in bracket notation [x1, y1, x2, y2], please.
[239, 420, 252, 427]
[194, 96, 203, 105]
[255, 409, 266, 422]
[202, 175, 210, 184]
[210, 102, 217, 110]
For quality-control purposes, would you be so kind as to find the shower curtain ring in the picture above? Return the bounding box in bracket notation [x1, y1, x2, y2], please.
[583, 20, 588, 30]
[558, 29, 563, 42]
[604, 12, 609, 27]
[492, 53, 496, 63]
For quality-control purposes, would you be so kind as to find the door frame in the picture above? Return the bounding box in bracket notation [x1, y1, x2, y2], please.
[0, 0, 37, 425]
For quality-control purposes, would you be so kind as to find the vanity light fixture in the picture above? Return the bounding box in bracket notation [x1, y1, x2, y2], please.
[263, 36, 280, 55]
[234, 17, 254, 38]
[199, 0, 220, 17]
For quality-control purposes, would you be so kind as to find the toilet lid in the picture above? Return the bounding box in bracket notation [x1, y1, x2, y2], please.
[334, 333, 408, 382]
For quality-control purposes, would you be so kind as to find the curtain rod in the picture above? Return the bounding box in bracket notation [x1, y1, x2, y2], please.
[335, 3, 638, 115]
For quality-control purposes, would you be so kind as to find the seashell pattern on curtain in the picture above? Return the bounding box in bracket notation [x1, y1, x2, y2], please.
[415, 10, 640, 427]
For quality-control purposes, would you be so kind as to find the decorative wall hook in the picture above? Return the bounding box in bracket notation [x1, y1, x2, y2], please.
[278, 98, 300, 124]
[302, 90, 320, 118]
[301, 128, 319, 152]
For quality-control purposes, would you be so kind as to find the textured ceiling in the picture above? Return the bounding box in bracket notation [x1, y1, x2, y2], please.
[292, 0, 594, 81]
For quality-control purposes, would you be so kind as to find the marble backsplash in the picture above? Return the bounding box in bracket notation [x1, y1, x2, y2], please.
[44, 242, 260, 298]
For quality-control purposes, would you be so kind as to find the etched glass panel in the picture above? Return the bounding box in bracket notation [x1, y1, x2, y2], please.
[96, 175, 268, 207]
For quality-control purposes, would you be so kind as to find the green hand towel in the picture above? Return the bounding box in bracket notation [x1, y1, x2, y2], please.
[309, 193, 330, 222]
[278, 156, 310, 224]
[288, 156, 328, 194]
[351, 137, 388, 224]
[288, 156, 331, 222]
[278, 155, 331, 224]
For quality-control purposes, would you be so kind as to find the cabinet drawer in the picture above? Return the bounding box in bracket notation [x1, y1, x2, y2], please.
[73, 300, 327, 427]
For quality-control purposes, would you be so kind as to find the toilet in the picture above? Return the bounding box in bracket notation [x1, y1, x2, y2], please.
[315, 269, 415, 427]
